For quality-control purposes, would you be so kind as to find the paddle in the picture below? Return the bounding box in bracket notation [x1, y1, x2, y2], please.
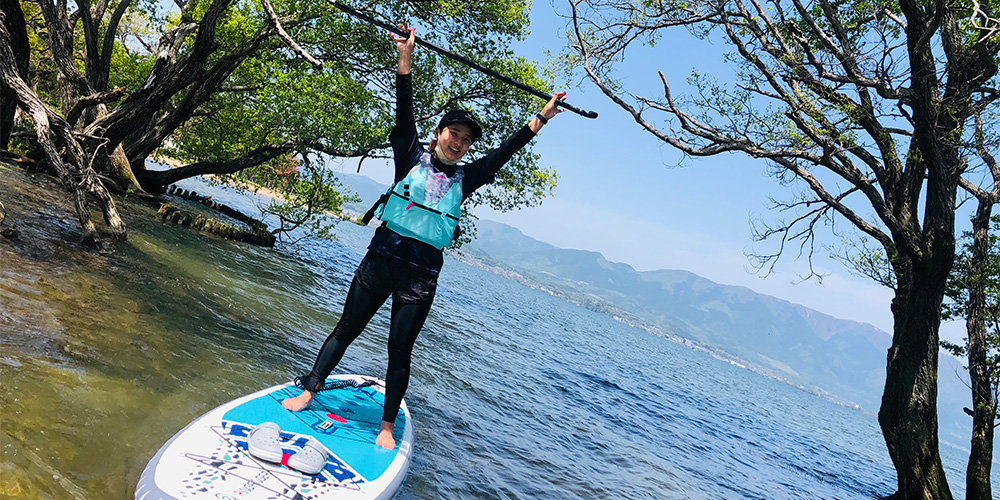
[327, 1, 599, 119]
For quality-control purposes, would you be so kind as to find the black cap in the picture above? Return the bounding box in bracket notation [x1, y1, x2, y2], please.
[437, 109, 482, 142]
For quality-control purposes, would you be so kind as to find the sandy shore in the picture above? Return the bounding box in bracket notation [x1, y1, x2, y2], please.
[153, 154, 300, 205]
[151, 153, 357, 221]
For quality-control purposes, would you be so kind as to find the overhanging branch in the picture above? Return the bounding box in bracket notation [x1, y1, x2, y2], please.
[259, 0, 323, 70]
[65, 87, 127, 124]
[148, 142, 297, 187]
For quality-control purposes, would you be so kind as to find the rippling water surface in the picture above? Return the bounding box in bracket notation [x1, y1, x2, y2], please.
[1, 175, 991, 499]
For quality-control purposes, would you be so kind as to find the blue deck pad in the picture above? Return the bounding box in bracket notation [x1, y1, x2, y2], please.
[221, 383, 407, 482]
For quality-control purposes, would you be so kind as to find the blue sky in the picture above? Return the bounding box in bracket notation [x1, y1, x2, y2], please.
[334, 2, 976, 344]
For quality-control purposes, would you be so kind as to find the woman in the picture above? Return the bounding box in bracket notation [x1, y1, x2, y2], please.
[282, 25, 565, 449]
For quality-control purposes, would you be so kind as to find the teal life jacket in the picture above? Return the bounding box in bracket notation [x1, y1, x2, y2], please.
[369, 152, 464, 250]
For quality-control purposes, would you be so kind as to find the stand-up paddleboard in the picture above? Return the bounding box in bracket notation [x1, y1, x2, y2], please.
[135, 374, 413, 500]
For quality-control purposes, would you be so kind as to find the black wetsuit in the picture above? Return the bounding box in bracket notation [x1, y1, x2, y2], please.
[298, 72, 536, 424]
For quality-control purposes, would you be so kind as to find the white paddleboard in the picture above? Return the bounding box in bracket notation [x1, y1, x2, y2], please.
[135, 374, 413, 500]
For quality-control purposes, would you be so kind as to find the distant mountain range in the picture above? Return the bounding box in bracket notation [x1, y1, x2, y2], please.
[338, 172, 389, 216]
[335, 173, 977, 448]
[466, 220, 891, 402]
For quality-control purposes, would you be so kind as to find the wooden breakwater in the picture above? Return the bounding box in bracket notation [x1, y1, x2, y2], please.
[157, 186, 276, 247]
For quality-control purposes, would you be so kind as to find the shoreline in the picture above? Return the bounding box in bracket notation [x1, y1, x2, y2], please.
[151, 154, 361, 223]
[150, 154, 293, 208]
[0, 154, 345, 257]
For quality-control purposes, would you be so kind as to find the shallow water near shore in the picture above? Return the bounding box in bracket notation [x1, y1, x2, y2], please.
[1, 169, 994, 499]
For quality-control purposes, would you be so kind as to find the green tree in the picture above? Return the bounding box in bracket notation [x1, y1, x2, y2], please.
[943, 207, 1000, 500]
[1, 0, 125, 243]
[1, 0, 558, 243]
[564, 0, 1000, 498]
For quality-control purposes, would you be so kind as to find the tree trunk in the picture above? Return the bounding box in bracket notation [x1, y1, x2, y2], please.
[0, 0, 28, 150]
[108, 143, 144, 192]
[0, 85, 17, 150]
[121, 32, 268, 169]
[134, 142, 295, 191]
[964, 203, 995, 500]
[880, 254, 953, 500]
[91, 0, 235, 150]
[83, 104, 144, 193]
[0, 12, 126, 243]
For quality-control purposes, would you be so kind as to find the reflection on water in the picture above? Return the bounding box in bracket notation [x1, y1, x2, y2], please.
[1, 201, 337, 498]
[1, 178, 992, 499]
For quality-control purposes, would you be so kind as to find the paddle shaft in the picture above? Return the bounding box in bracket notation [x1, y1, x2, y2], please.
[328, 1, 598, 119]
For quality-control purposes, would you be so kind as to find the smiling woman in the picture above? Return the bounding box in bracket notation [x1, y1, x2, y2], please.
[279, 25, 566, 450]
[429, 111, 480, 165]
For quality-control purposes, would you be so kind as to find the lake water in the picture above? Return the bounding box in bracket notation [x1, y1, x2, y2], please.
[0, 174, 992, 499]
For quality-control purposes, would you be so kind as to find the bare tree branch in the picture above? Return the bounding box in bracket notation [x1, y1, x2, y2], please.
[65, 86, 127, 124]
[566, 0, 1000, 494]
[259, 0, 323, 70]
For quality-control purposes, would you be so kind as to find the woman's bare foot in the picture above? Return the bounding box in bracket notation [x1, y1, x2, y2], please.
[281, 390, 314, 411]
[375, 420, 395, 449]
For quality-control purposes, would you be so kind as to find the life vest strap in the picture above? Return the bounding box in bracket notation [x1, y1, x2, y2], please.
[390, 191, 460, 220]
[363, 189, 460, 225]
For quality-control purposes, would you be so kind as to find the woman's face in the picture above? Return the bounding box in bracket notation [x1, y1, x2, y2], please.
[434, 123, 474, 163]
